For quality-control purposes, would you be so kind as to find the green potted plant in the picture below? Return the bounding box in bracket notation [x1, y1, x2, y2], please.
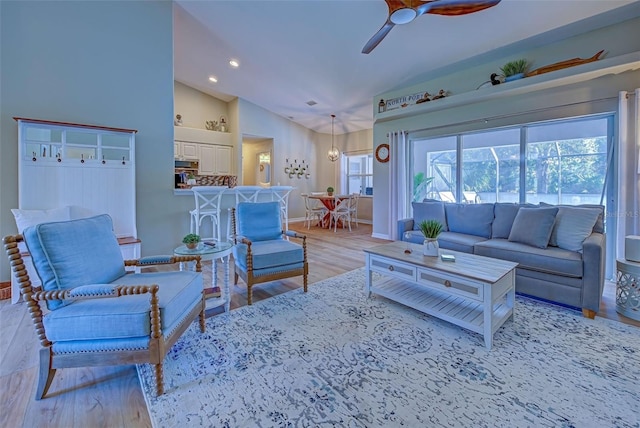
[500, 58, 529, 82]
[326, 186, 334, 196]
[417, 219, 443, 256]
[182, 233, 201, 250]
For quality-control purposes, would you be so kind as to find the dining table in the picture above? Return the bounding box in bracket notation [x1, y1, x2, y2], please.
[307, 193, 348, 228]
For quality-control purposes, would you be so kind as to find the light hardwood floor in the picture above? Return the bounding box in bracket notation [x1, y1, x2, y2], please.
[1, 222, 637, 427]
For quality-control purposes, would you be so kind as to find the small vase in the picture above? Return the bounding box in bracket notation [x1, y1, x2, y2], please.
[186, 242, 198, 250]
[423, 239, 439, 257]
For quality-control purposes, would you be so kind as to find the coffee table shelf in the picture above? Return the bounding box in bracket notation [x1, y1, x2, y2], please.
[371, 275, 513, 338]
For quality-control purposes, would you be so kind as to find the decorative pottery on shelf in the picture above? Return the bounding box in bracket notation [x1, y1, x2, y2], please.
[423, 239, 439, 257]
[504, 72, 524, 82]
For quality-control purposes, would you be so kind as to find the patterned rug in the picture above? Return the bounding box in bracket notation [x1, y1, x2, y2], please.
[137, 269, 640, 427]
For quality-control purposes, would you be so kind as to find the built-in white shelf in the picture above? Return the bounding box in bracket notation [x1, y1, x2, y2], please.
[375, 51, 640, 123]
[174, 126, 232, 146]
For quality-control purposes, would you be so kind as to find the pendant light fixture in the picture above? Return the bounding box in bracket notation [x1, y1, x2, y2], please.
[327, 114, 339, 162]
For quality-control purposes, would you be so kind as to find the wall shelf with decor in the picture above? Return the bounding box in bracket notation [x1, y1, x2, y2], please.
[174, 126, 232, 146]
[375, 51, 640, 124]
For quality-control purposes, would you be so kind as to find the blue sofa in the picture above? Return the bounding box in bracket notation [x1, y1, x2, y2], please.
[398, 201, 606, 318]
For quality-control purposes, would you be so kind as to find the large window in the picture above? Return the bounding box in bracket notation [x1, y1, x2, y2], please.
[345, 153, 373, 195]
[411, 115, 611, 208]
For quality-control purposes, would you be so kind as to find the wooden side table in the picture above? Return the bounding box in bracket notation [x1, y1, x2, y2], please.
[616, 259, 640, 321]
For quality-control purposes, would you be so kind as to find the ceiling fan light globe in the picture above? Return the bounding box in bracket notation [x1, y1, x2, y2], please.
[390, 8, 417, 24]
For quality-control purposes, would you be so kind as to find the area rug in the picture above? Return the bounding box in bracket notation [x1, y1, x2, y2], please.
[137, 268, 640, 427]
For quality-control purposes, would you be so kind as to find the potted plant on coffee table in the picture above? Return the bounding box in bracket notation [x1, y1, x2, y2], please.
[418, 219, 443, 256]
[182, 233, 201, 250]
[326, 186, 334, 196]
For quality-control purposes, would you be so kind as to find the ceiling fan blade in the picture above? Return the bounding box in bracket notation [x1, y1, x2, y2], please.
[418, 0, 501, 16]
[362, 20, 396, 54]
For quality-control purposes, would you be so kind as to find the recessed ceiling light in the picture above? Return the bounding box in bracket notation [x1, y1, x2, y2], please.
[229, 59, 239, 68]
[208, 76, 218, 83]
[306, 100, 317, 106]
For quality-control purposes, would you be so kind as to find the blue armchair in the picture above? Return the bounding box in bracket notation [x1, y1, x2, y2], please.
[230, 202, 308, 305]
[3, 214, 205, 399]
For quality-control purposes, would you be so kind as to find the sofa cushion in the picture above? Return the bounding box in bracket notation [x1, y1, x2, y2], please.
[23, 214, 126, 310]
[43, 270, 203, 341]
[474, 239, 583, 278]
[540, 202, 605, 234]
[508, 207, 558, 248]
[438, 231, 488, 254]
[444, 203, 494, 238]
[492, 203, 534, 238]
[412, 202, 447, 231]
[547, 206, 601, 252]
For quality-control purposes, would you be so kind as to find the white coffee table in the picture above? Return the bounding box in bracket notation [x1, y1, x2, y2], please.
[364, 241, 518, 350]
[174, 241, 233, 312]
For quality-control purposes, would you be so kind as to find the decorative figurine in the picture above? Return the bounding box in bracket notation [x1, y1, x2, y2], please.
[174, 114, 183, 126]
[416, 92, 431, 104]
[432, 89, 448, 100]
[219, 116, 228, 133]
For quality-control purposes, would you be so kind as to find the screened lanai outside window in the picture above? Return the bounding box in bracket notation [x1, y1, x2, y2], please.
[461, 128, 521, 203]
[412, 136, 457, 202]
[525, 117, 608, 205]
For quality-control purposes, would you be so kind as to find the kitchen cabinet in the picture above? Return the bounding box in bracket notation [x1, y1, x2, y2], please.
[175, 141, 199, 160]
[198, 144, 232, 175]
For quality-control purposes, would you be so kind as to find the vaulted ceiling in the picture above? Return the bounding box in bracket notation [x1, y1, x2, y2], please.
[173, 0, 639, 135]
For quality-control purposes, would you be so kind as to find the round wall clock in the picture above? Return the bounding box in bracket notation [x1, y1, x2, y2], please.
[375, 143, 390, 163]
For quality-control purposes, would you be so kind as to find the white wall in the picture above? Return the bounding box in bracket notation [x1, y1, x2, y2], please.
[372, 17, 640, 239]
[174, 81, 230, 129]
[0, 0, 175, 281]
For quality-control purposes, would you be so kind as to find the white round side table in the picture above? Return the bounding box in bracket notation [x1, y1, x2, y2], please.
[616, 259, 640, 321]
[174, 241, 233, 313]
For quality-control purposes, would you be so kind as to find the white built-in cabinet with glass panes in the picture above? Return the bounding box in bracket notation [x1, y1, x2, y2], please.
[13, 118, 140, 298]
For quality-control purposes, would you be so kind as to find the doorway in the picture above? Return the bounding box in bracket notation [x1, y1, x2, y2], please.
[241, 135, 274, 186]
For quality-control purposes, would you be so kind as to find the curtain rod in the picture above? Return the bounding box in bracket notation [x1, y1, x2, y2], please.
[406, 94, 627, 135]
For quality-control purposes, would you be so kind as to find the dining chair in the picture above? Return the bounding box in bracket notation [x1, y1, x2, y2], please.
[329, 194, 354, 232]
[190, 186, 228, 242]
[301, 193, 328, 229]
[229, 202, 308, 305]
[3, 214, 205, 399]
[349, 193, 360, 228]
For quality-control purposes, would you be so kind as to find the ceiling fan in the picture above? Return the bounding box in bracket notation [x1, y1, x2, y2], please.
[362, 0, 502, 54]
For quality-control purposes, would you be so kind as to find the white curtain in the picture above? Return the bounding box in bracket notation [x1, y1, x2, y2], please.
[616, 89, 640, 259]
[389, 131, 409, 240]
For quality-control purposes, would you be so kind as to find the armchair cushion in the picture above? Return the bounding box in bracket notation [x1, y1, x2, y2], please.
[234, 240, 304, 272]
[237, 202, 282, 241]
[43, 271, 202, 342]
[24, 214, 125, 310]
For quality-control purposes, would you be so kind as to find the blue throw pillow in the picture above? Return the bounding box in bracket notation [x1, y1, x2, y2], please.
[445, 203, 494, 238]
[412, 202, 447, 231]
[508, 207, 559, 248]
